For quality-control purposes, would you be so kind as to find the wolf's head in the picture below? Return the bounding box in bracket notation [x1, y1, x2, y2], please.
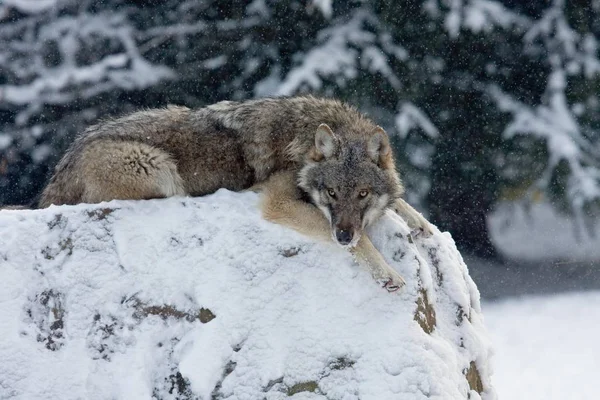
[298, 124, 402, 247]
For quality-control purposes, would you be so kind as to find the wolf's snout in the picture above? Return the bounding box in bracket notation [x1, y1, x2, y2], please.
[335, 228, 354, 245]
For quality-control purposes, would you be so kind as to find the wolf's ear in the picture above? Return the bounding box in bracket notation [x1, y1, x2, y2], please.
[315, 124, 338, 159]
[368, 126, 391, 163]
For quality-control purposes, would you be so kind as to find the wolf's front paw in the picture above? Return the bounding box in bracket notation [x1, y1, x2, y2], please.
[392, 199, 435, 238]
[405, 213, 434, 238]
[379, 272, 406, 292]
[410, 224, 433, 239]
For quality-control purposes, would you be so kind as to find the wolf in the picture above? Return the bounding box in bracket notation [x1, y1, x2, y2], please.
[33, 96, 431, 291]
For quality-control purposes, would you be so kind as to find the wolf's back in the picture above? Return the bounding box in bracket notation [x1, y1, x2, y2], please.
[34, 96, 393, 208]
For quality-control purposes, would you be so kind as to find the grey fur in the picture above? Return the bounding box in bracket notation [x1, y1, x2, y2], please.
[41, 96, 400, 206]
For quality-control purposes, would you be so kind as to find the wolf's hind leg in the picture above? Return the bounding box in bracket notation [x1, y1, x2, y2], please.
[259, 171, 404, 292]
[80, 140, 186, 203]
[259, 171, 333, 242]
[393, 198, 434, 237]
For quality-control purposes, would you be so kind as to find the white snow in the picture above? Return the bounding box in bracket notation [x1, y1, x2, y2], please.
[0, 190, 495, 399]
[0, 134, 12, 150]
[484, 291, 600, 400]
[443, 0, 529, 37]
[2, 0, 57, 14]
[311, 0, 333, 18]
[489, 201, 600, 261]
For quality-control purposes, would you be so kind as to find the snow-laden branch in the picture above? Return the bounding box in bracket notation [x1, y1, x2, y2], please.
[441, 0, 530, 37]
[481, 0, 600, 229]
[524, 0, 600, 77]
[310, 0, 333, 18]
[395, 103, 439, 140]
[0, 8, 173, 124]
[1, 0, 58, 14]
[490, 72, 600, 213]
[274, 10, 402, 96]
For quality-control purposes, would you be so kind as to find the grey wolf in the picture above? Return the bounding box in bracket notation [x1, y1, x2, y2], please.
[33, 96, 432, 290]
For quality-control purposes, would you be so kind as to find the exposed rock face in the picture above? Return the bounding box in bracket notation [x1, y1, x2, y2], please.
[0, 190, 496, 399]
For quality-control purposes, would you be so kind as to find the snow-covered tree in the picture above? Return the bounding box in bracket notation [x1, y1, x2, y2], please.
[490, 0, 600, 236]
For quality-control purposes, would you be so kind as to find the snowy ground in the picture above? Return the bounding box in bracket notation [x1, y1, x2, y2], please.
[484, 291, 600, 400]
[483, 202, 600, 399]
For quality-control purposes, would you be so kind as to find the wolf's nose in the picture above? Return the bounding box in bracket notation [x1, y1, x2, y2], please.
[335, 229, 353, 245]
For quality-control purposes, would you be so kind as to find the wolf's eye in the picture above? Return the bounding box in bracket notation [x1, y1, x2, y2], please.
[327, 188, 336, 198]
[359, 190, 369, 198]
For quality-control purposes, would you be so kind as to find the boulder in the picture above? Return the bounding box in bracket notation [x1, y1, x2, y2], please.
[0, 190, 495, 399]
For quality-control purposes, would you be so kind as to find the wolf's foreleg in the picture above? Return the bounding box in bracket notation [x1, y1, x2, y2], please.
[350, 236, 406, 291]
[392, 198, 434, 237]
[258, 171, 404, 292]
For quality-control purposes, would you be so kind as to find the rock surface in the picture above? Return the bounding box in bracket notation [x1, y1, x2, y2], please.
[0, 190, 495, 399]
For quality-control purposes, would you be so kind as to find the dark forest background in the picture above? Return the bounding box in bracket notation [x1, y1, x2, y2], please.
[1, 0, 600, 259]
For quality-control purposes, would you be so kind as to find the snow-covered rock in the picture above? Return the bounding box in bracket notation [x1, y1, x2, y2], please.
[0, 190, 495, 399]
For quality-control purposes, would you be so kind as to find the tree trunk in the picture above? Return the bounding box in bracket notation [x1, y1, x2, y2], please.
[426, 89, 501, 259]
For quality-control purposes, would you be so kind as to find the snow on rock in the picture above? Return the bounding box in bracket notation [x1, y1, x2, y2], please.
[0, 190, 495, 399]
